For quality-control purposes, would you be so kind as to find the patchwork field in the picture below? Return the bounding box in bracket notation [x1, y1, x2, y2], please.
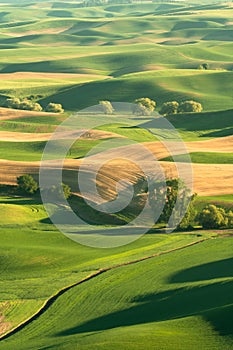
[0, 1, 232, 349]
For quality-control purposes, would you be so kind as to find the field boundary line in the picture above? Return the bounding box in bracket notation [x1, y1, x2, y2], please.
[0, 236, 210, 341]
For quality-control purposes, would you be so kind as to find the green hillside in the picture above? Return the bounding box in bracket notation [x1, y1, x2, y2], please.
[0, 201, 232, 350]
[0, 1, 232, 349]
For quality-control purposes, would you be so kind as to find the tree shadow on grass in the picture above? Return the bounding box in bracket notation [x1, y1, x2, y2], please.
[58, 258, 233, 337]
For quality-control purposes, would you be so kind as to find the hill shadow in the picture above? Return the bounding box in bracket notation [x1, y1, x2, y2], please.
[169, 258, 233, 283]
[58, 258, 233, 338]
[202, 127, 233, 138]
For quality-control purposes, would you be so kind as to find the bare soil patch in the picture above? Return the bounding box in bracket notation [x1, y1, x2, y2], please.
[0, 72, 110, 80]
[0, 108, 57, 121]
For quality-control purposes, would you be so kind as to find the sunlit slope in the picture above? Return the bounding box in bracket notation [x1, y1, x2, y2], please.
[1, 235, 232, 350]
[0, 42, 232, 73]
[39, 69, 233, 111]
[0, 2, 232, 46]
[0, 194, 210, 338]
[0, 107, 232, 140]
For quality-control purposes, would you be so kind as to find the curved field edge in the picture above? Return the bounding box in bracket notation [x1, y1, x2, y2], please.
[0, 236, 211, 341]
[1, 234, 232, 350]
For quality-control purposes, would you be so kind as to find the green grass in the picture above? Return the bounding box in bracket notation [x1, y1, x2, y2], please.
[7, 114, 66, 125]
[162, 152, 233, 164]
[0, 139, 104, 161]
[0, 202, 47, 224]
[0, 202, 232, 350]
[38, 69, 233, 112]
[0, 195, 215, 339]
[198, 194, 233, 204]
[96, 123, 158, 142]
[0, 121, 56, 133]
[195, 194, 233, 211]
[0, 74, 110, 104]
[0, 107, 232, 160]
[165, 109, 233, 140]
[0, 2, 233, 348]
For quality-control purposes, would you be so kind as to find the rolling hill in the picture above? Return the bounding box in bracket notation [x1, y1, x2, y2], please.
[0, 1, 232, 349]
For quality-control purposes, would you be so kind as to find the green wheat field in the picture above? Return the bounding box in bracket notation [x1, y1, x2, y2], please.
[0, 1, 232, 349]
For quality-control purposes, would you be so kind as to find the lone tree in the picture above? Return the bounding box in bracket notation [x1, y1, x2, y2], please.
[45, 103, 64, 113]
[99, 100, 114, 115]
[198, 204, 228, 229]
[178, 100, 203, 113]
[17, 174, 38, 194]
[198, 63, 209, 70]
[43, 183, 72, 200]
[160, 101, 179, 116]
[133, 97, 156, 116]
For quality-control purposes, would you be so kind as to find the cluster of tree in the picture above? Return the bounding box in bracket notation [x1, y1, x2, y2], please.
[16, 175, 71, 199]
[160, 100, 203, 116]
[16, 175, 232, 231]
[132, 177, 196, 230]
[132, 98, 203, 116]
[133, 98, 156, 116]
[132, 176, 233, 230]
[45, 102, 64, 113]
[198, 204, 233, 229]
[148, 178, 196, 230]
[98, 98, 202, 117]
[6, 97, 64, 113]
[7, 97, 43, 112]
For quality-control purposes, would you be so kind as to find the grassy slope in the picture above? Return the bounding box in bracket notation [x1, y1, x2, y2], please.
[162, 152, 233, 164]
[37, 69, 233, 111]
[0, 196, 212, 338]
[0, 2, 232, 348]
[0, 108, 232, 161]
[0, 229, 232, 349]
[0, 139, 104, 161]
[0, 5, 232, 112]
[0, 107, 232, 142]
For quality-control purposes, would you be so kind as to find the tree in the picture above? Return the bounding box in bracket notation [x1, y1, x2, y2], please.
[160, 101, 179, 116]
[7, 97, 21, 109]
[178, 100, 203, 113]
[20, 99, 43, 111]
[198, 204, 228, 229]
[178, 194, 197, 230]
[45, 102, 64, 113]
[198, 63, 209, 70]
[45, 183, 72, 200]
[227, 210, 233, 228]
[6, 97, 42, 111]
[133, 97, 156, 116]
[148, 178, 195, 228]
[62, 183, 72, 199]
[99, 100, 114, 115]
[202, 63, 209, 70]
[17, 174, 38, 194]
